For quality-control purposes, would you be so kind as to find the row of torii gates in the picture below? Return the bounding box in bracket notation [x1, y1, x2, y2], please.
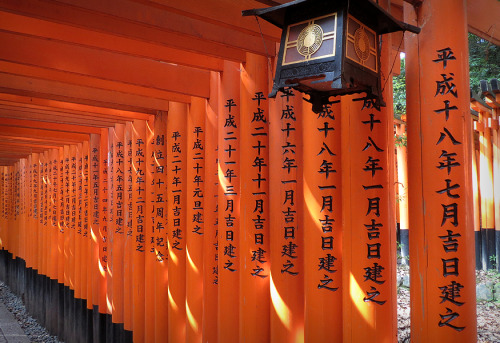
[0, 0, 498, 342]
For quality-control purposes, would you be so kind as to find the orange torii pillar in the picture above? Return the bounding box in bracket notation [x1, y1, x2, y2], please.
[240, 53, 270, 342]
[82, 141, 94, 335]
[302, 98, 343, 341]
[218, 61, 241, 343]
[90, 133, 105, 342]
[111, 124, 126, 339]
[405, 0, 477, 341]
[75, 144, 84, 338]
[153, 111, 168, 343]
[493, 103, 500, 272]
[203, 71, 219, 343]
[107, 128, 116, 338]
[145, 116, 156, 343]
[132, 119, 147, 343]
[0, 167, 5, 250]
[478, 109, 496, 269]
[472, 145, 482, 269]
[167, 102, 188, 343]
[341, 16, 397, 340]
[269, 88, 304, 342]
[396, 123, 409, 264]
[186, 97, 205, 342]
[99, 129, 110, 341]
[123, 121, 134, 340]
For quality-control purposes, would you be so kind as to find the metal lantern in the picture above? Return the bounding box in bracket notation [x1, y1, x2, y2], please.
[243, 0, 420, 113]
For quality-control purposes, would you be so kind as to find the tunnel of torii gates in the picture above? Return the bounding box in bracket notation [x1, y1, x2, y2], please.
[0, 0, 498, 342]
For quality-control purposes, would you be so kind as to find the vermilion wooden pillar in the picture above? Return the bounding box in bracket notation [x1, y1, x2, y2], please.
[218, 61, 241, 343]
[269, 88, 304, 343]
[69, 144, 78, 293]
[112, 124, 125, 326]
[186, 97, 205, 343]
[123, 121, 134, 333]
[493, 107, 500, 272]
[341, 6, 397, 338]
[240, 52, 271, 343]
[203, 71, 219, 343]
[98, 129, 109, 315]
[302, 99, 342, 342]
[58, 147, 65, 286]
[167, 102, 188, 343]
[75, 143, 82, 300]
[145, 116, 156, 343]
[132, 119, 147, 343]
[479, 110, 496, 269]
[153, 111, 168, 343]
[396, 123, 409, 264]
[472, 147, 482, 270]
[89, 134, 101, 313]
[405, 1, 477, 341]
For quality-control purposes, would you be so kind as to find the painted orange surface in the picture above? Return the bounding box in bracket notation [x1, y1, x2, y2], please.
[405, 0, 477, 341]
[239, 52, 271, 343]
[167, 102, 188, 343]
[217, 61, 241, 343]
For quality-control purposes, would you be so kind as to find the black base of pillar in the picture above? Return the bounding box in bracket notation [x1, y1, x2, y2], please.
[475, 230, 482, 270]
[0, 254, 131, 343]
[496, 230, 500, 273]
[399, 229, 409, 265]
[481, 228, 496, 270]
[93, 305, 107, 343]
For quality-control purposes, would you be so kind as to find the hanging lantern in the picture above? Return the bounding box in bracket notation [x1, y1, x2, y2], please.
[243, 0, 420, 113]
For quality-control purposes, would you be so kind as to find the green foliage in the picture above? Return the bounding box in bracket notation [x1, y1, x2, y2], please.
[392, 34, 500, 117]
[393, 57, 406, 118]
[489, 255, 498, 270]
[469, 33, 500, 92]
[395, 133, 407, 147]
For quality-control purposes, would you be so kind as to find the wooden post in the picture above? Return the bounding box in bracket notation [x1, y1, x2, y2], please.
[112, 124, 126, 326]
[341, 8, 397, 338]
[186, 97, 205, 342]
[479, 110, 496, 269]
[203, 71, 219, 343]
[302, 98, 343, 342]
[89, 134, 101, 312]
[396, 123, 409, 264]
[132, 119, 147, 343]
[218, 61, 241, 343]
[123, 121, 134, 333]
[145, 116, 156, 343]
[472, 147, 482, 270]
[239, 52, 270, 342]
[167, 102, 188, 343]
[98, 129, 109, 316]
[153, 111, 169, 343]
[269, 88, 304, 343]
[405, 0, 477, 340]
[493, 104, 500, 272]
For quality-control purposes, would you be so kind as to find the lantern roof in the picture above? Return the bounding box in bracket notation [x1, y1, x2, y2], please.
[242, 0, 420, 34]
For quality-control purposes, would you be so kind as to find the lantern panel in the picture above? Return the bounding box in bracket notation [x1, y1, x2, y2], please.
[282, 13, 337, 66]
[346, 15, 378, 73]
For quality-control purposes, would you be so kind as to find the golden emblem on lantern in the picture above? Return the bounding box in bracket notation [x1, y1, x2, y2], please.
[297, 23, 324, 58]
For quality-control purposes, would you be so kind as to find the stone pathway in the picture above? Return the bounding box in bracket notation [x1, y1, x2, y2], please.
[0, 301, 30, 343]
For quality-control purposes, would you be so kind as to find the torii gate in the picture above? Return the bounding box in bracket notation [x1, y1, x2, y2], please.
[0, 0, 497, 342]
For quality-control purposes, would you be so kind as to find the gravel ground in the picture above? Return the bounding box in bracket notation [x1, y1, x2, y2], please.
[397, 267, 500, 343]
[0, 273, 499, 342]
[0, 282, 61, 343]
